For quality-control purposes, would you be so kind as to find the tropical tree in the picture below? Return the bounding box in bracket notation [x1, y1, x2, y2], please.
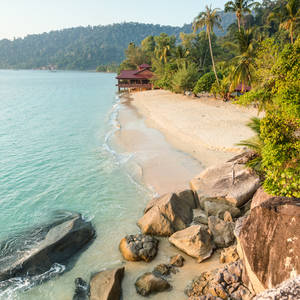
[279, 0, 300, 43]
[224, 0, 259, 31]
[154, 33, 176, 64]
[193, 6, 223, 84]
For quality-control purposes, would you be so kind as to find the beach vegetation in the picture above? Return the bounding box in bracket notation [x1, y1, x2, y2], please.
[194, 71, 223, 94]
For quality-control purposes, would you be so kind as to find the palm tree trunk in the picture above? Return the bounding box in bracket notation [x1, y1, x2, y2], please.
[237, 15, 241, 32]
[208, 31, 219, 85]
[290, 27, 294, 44]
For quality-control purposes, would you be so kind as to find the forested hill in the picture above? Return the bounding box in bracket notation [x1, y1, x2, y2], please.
[0, 13, 235, 70]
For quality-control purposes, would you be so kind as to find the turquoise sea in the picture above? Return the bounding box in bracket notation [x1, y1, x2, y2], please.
[0, 70, 151, 299]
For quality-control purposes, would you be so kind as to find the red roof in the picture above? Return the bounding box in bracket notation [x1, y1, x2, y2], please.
[116, 67, 153, 80]
[139, 64, 151, 69]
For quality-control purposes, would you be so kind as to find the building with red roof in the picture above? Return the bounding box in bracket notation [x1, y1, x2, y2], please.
[116, 64, 155, 92]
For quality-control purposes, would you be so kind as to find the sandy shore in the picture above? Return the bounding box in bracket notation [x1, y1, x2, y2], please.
[128, 90, 259, 167]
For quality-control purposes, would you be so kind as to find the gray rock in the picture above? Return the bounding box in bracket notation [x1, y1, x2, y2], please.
[153, 264, 173, 277]
[119, 234, 158, 262]
[169, 225, 214, 262]
[193, 209, 209, 225]
[0, 211, 95, 282]
[178, 189, 198, 209]
[73, 278, 89, 300]
[190, 162, 260, 207]
[203, 200, 241, 219]
[90, 267, 125, 300]
[135, 272, 171, 296]
[208, 216, 235, 248]
[254, 276, 300, 300]
[138, 193, 193, 236]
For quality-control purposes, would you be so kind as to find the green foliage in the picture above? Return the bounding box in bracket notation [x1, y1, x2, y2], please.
[96, 63, 118, 73]
[172, 63, 200, 93]
[210, 76, 231, 99]
[194, 71, 223, 93]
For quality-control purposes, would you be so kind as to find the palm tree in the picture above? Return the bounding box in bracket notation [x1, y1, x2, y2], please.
[279, 0, 300, 43]
[193, 6, 222, 84]
[231, 28, 256, 91]
[224, 0, 259, 31]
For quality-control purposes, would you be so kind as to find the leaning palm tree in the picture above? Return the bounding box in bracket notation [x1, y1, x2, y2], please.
[224, 0, 259, 31]
[279, 0, 300, 43]
[193, 6, 222, 84]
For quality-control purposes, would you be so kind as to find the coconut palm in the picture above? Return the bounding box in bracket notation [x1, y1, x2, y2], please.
[279, 0, 300, 43]
[224, 0, 259, 31]
[193, 6, 223, 84]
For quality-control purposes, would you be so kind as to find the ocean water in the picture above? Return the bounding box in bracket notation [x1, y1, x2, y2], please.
[0, 70, 151, 299]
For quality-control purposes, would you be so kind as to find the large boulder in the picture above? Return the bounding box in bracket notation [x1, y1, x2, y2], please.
[254, 276, 300, 300]
[119, 234, 158, 262]
[138, 193, 193, 236]
[250, 187, 274, 210]
[203, 200, 241, 219]
[236, 197, 300, 294]
[0, 211, 95, 282]
[190, 162, 260, 207]
[208, 216, 235, 248]
[169, 225, 214, 262]
[135, 272, 171, 296]
[90, 267, 125, 300]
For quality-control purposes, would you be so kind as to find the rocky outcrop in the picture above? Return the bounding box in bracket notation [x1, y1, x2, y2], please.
[169, 225, 214, 262]
[250, 187, 273, 210]
[138, 193, 193, 236]
[73, 278, 90, 300]
[236, 197, 300, 294]
[0, 212, 95, 282]
[170, 254, 185, 267]
[190, 162, 260, 207]
[185, 260, 253, 300]
[135, 272, 171, 296]
[90, 267, 125, 300]
[208, 216, 235, 248]
[219, 245, 239, 264]
[254, 276, 300, 299]
[119, 234, 158, 262]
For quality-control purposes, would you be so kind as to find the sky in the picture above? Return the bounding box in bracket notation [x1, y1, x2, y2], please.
[0, 0, 228, 40]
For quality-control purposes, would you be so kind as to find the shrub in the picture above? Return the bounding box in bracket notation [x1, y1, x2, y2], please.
[193, 71, 223, 94]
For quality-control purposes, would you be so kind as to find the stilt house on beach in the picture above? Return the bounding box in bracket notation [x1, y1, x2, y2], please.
[116, 64, 154, 92]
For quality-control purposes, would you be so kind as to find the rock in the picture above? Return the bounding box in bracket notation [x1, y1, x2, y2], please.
[254, 276, 300, 299]
[190, 162, 260, 207]
[223, 211, 233, 223]
[220, 245, 239, 264]
[0, 211, 95, 282]
[169, 225, 214, 262]
[185, 261, 253, 300]
[138, 193, 193, 236]
[227, 151, 258, 165]
[236, 197, 300, 294]
[135, 272, 171, 296]
[90, 267, 124, 300]
[188, 295, 223, 300]
[193, 209, 209, 225]
[178, 189, 198, 209]
[153, 264, 172, 276]
[119, 234, 158, 262]
[208, 216, 235, 248]
[73, 278, 89, 300]
[170, 254, 185, 267]
[203, 201, 241, 219]
[250, 187, 273, 210]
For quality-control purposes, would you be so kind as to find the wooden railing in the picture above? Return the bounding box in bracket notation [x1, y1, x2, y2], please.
[117, 83, 152, 89]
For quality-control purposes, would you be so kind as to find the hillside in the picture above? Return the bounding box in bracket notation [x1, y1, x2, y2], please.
[0, 13, 235, 70]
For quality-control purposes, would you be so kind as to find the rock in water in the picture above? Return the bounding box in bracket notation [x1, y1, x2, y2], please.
[119, 234, 158, 262]
[190, 162, 260, 207]
[138, 193, 193, 236]
[236, 197, 300, 294]
[169, 225, 214, 262]
[73, 277, 89, 300]
[135, 272, 171, 296]
[90, 267, 125, 300]
[0, 211, 95, 282]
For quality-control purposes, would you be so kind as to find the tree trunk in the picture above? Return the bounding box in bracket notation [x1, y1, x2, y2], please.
[208, 31, 219, 85]
[237, 15, 241, 32]
[291, 27, 294, 44]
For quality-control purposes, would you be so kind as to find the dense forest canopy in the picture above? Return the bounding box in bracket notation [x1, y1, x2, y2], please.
[0, 13, 235, 70]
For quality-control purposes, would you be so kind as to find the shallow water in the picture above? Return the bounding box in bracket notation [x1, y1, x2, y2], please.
[0, 70, 152, 299]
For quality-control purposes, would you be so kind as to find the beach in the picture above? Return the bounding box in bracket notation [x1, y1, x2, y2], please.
[114, 89, 260, 194]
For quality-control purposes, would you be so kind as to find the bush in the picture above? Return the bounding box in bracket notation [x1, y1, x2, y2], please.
[172, 63, 200, 93]
[193, 71, 223, 94]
